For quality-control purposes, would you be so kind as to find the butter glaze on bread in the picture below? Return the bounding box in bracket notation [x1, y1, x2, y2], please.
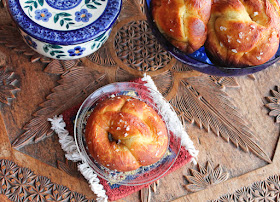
[206, 0, 280, 67]
[152, 0, 211, 53]
[85, 95, 168, 172]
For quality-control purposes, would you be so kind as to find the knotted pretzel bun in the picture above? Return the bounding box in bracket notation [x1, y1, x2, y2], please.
[152, 0, 211, 53]
[206, 0, 280, 67]
[85, 95, 168, 172]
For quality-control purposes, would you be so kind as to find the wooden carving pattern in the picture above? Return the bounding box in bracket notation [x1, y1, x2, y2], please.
[87, 46, 117, 67]
[12, 66, 107, 148]
[211, 175, 280, 201]
[0, 1, 5, 7]
[0, 66, 18, 104]
[115, 0, 146, 22]
[139, 0, 145, 15]
[0, 159, 93, 201]
[172, 60, 194, 72]
[140, 180, 160, 202]
[210, 76, 239, 89]
[114, 20, 172, 72]
[57, 159, 82, 179]
[170, 77, 271, 163]
[152, 70, 173, 96]
[115, 67, 138, 82]
[265, 86, 280, 123]
[0, 25, 52, 64]
[0, 0, 278, 200]
[184, 161, 229, 192]
[44, 59, 79, 75]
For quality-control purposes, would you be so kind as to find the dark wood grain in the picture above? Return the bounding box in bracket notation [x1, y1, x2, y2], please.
[0, 0, 280, 201]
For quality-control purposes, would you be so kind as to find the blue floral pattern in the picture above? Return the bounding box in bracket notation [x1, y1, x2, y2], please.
[24, 35, 37, 49]
[68, 46, 86, 56]
[75, 9, 92, 22]
[9, 0, 120, 45]
[35, 8, 52, 22]
[45, 0, 82, 10]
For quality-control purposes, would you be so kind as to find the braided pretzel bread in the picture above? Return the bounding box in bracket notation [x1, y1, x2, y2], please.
[206, 0, 280, 67]
[152, 0, 211, 54]
[85, 95, 168, 172]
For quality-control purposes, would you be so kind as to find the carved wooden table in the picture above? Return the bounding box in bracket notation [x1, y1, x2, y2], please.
[1, 0, 280, 201]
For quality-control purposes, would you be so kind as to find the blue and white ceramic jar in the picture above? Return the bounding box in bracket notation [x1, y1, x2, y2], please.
[6, 0, 122, 59]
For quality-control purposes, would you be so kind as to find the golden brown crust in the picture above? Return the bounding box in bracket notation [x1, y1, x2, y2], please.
[152, 0, 211, 53]
[205, 0, 280, 67]
[85, 95, 168, 172]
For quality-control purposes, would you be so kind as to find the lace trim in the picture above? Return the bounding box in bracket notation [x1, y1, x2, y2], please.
[48, 115, 108, 202]
[142, 74, 199, 164]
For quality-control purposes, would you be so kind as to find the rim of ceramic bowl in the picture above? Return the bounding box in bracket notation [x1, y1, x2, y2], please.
[20, 28, 111, 60]
[144, 0, 280, 76]
[6, 0, 122, 45]
[74, 82, 182, 185]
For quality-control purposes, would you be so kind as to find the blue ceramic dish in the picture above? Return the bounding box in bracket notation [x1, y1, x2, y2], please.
[145, 0, 280, 76]
[74, 82, 181, 185]
[6, 0, 122, 59]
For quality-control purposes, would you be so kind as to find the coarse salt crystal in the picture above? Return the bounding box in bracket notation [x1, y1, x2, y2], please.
[117, 127, 121, 130]
[253, 12, 258, 16]
[155, 150, 159, 156]
[239, 32, 244, 39]
[220, 26, 227, 31]
[126, 126, 130, 131]
[227, 35, 232, 42]
[256, 56, 261, 60]
[250, 24, 255, 29]
[170, 29, 174, 32]
[124, 133, 128, 137]
[220, 42, 224, 47]
[232, 49, 237, 53]
[260, 52, 263, 55]
[237, 39, 241, 43]
[157, 131, 162, 135]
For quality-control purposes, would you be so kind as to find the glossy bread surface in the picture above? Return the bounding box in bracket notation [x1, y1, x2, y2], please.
[152, 0, 211, 53]
[85, 95, 168, 172]
[206, 0, 280, 67]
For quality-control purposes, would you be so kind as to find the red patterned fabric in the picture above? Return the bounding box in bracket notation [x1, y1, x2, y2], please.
[61, 79, 193, 201]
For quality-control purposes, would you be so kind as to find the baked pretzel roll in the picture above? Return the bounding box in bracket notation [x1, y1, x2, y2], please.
[206, 0, 280, 67]
[152, 0, 211, 53]
[85, 95, 168, 172]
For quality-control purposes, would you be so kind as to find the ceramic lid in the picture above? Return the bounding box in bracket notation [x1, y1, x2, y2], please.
[7, 0, 122, 45]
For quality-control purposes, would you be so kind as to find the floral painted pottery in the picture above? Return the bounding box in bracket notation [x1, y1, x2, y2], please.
[6, 0, 122, 60]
